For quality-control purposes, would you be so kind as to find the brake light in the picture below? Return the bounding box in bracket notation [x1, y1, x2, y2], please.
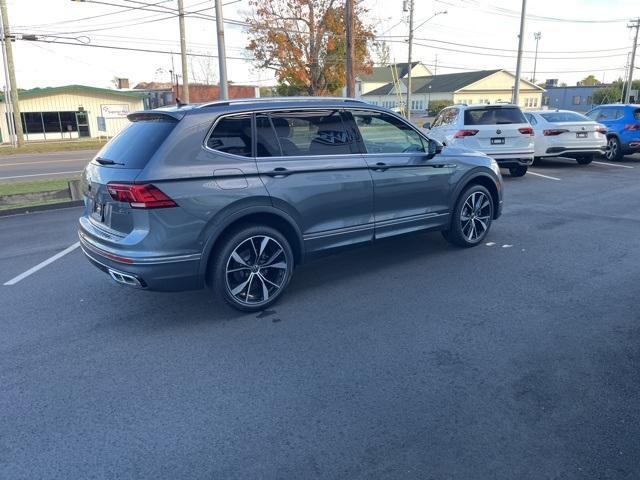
[543, 129, 569, 136]
[518, 127, 534, 135]
[624, 124, 640, 130]
[453, 129, 479, 138]
[107, 183, 177, 209]
[595, 126, 607, 134]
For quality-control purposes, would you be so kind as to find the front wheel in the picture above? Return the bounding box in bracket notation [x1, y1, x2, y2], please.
[576, 155, 593, 165]
[442, 185, 494, 248]
[212, 225, 294, 312]
[508, 165, 528, 177]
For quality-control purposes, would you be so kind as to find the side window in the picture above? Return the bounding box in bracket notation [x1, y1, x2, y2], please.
[613, 109, 624, 120]
[267, 110, 352, 156]
[352, 111, 425, 154]
[206, 114, 252, 157]
[431, 112, 444, 128]
[255, 114, 282, 157]
[524, 113, 537, 125]
[441, 108, 459, 126]
[585, 109, 599, 120]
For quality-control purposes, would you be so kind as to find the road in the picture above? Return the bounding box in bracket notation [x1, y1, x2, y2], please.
[0, 150, 96, 182]
[1, 156, 640, 479]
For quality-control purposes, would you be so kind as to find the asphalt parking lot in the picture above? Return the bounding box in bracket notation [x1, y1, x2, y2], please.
[1, 155, 640, 479]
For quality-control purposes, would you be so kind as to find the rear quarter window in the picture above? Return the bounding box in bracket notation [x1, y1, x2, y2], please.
[634, 109, 640, 121]
[464, 107, 527, 125]
[96, 118, 177, 168]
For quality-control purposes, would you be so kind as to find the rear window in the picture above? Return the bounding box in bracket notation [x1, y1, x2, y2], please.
[464, 107, 526, 125]
[540, 111, 589, 122]
[96, 118, 176, 168]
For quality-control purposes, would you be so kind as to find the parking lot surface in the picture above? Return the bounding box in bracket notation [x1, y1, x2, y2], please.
[1, 155, 640, 479]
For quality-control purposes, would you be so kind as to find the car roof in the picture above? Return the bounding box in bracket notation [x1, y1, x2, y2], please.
[453, 103, 520, 110]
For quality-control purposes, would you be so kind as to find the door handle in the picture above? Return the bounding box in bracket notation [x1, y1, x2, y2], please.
[265, 167, 291, 177]
[371, 162, 389, 172]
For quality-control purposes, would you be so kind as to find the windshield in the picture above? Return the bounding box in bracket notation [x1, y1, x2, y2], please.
[540, 111, 590, 122]
[95, 118, 177, 168]
[464, 107, 527, 125]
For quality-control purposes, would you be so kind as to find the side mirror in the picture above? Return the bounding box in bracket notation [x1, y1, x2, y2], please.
[426, 140, 443, 160]
[422, 121, 431, 130]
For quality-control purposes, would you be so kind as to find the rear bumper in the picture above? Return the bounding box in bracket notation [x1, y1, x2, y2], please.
[622, 140, 640, 153]
[544, 146, 607, 156]
[79, 231, 204, 292]
[493, 157, 534, 167]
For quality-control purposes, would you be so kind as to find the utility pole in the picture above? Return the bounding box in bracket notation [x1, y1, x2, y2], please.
[512, 0, 527, 106]
[177, 0, 189, 103]
[624, 18, 639, 104]
[0, 19, 15, 146]
[532, 31, 541, 84]
[215, 0, 228, 100]
[405, 0, 415, 120]
[345, 0, 355, 97]
[0, 0, 23, 146]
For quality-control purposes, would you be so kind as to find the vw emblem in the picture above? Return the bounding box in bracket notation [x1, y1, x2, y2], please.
[581, 126, 585, 130]
[496, 129, 502, 134]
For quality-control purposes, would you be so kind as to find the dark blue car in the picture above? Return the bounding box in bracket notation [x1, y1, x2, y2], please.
[585, 104, 640, 161]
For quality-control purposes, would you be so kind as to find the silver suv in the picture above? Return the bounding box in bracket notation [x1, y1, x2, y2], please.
[424, 103, 534, 177]
[79, 97, 503, 311]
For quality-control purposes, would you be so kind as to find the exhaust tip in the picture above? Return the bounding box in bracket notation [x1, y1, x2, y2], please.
[108, 269, 143, 288]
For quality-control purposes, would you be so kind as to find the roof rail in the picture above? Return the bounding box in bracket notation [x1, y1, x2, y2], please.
[197, 96, 366, 108]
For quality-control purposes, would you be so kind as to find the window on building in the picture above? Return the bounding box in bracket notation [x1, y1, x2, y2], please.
[59, 112, 78, 133]
[533, 98, 538, 107]
[23, 112, 44, 134]
[542, 96, 549, 106]
[42, 112, 62, 133]
[572, 95, 581, 105]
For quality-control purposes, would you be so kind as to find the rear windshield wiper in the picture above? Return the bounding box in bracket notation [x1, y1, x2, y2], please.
[95, 157, 125, 166]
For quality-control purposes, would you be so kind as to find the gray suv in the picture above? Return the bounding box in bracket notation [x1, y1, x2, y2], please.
[79, 97, 503, 311]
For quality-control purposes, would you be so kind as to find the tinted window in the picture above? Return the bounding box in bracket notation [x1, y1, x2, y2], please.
[464, 107, 526, 125]
[97, 118, 177, 168]
[352, 111, 425, 154]
[540, 111, 590, 122]
[207, 114, 252, 157]
[255, 114, 281, 157]
[634, 109, 640, 121]
[268, 110, 352, 156]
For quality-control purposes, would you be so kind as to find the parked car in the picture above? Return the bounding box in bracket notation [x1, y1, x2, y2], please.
[523, 110, 607, 164]
[423, 103, 534, 177]
[78, 97, 503, 311]
[585, 104, 640, 161]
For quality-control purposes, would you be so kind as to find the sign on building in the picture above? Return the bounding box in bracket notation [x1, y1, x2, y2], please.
[100, 104, 130, 118]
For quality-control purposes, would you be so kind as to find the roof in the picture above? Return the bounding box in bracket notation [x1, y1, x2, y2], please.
[359, 62, 421, 83]
[363, 69, 502, 96]
[0, 84, 146, 102]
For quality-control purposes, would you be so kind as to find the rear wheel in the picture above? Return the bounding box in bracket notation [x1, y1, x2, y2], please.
[576, 155, 594, 165]
[442, 184, 494, 248]
[212, 225, 294, 312]
[508, 165, 528, 177]
[605, 136, 623, 161]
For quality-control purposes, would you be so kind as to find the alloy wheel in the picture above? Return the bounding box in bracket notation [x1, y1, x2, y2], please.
[460, 191, 492, 242]
[225, 235, 288, 306]
[606, 137, 617, 160]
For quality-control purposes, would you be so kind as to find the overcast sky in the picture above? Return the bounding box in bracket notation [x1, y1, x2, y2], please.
[4, 0, 639, 90]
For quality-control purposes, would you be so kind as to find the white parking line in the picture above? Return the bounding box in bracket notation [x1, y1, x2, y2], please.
[0, 170, 83, 181]
[3, 242, 80, 286]
[592, 161, 634, 169]
[527, 171, 561, 181]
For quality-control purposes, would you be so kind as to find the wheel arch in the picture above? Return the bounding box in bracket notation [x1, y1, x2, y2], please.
[453, 172, 501, 220]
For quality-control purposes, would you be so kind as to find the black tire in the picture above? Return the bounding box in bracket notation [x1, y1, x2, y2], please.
[442, 184, 494, 248]
[576, 155, 594, 165]
[605, 136, 623, 161]
[508, 165, 528, 177]
[212, 225, 294, 312]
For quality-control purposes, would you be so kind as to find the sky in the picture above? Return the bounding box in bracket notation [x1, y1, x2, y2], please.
[3, 0, 639, 91]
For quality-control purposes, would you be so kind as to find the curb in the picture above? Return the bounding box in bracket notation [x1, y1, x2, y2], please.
[0, 200, 83, 218]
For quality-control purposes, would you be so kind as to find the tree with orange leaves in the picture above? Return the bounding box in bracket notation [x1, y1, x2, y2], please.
[246, 0, 374, 96]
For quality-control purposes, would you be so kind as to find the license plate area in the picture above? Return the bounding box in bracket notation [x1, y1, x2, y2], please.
[91, 201, 104, 222]
[491, 137, 505, 145]
[576, 132, 588, 138]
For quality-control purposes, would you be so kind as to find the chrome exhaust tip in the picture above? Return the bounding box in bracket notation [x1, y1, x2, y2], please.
[108, 269, 143, 288]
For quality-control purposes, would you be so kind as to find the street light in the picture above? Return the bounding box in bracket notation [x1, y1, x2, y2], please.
[532, 32, 542, 84]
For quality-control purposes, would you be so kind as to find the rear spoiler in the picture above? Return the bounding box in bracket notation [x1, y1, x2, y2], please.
[127, 110, 185, 122]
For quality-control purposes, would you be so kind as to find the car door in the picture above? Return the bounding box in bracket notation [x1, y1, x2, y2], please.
[347, 109, 454, 239]
[255, 109, 374, 253]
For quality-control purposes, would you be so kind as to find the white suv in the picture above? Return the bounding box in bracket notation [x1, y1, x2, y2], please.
[424, 104, 534, 177]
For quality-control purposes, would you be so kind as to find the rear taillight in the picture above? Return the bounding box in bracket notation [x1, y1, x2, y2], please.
[518, 127, 534, 135]
[624, 124, 640, 130]
[543, 129, 569, 136]
[595, 126, 607, 134]
[453, 129, 479, 138]
[107, 183, 177, 209]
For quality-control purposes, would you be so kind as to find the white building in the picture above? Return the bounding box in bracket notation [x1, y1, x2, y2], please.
[0, 85, 146, 143]
[362, 69, 545, 113]
[358, 62, 432, 95]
